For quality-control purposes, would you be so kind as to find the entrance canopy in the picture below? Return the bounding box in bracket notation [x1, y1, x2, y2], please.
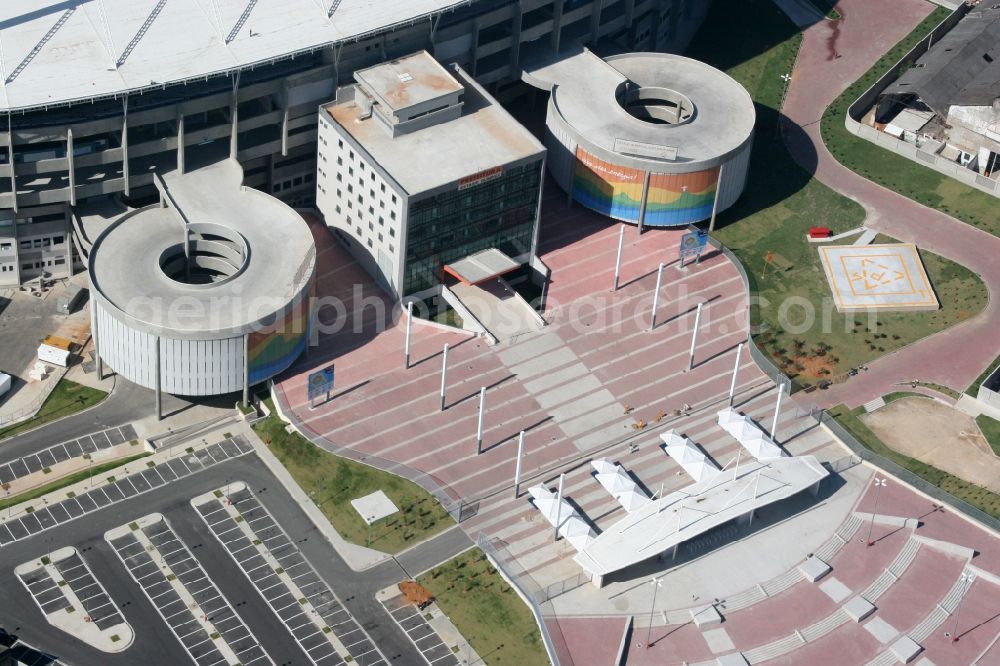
[443, 248, 519, 285]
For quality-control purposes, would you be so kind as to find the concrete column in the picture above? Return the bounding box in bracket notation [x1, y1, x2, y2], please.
[66, 128, 76, 207]
[650, 262, 664, 330]
[281, 105, 290, 157]
[470, 22, 480, 77]
[687, 302, 703, 371]
[637, 170, 651, 234]
[551, 0, 564, 52]
[509, 3, 523, 75]
[230, 88, 239, 160]
[8, 124, 17, 215]
[476, 386, 486, 454]
[770, 385, 784, 444]
[513, 430, 525, 499]
[404, 301, 413, 368]
[728, 342, 743, 406]
[554, 473, 565, 540]
[64, 206, 74, 277]
[612, 225, 624, 291]
[154, 336, 162, 421]
[589, 0, 605, 44]
[529, 155, 546, 263]
[10, 215, 19, 286]
[121, 113, 130, 195]
[93, 308, 103, 381]
[439, 343, 449, 411]
[242, 333, 250, 408]
[176, 111, 185, 175]
[709, 163, 724, 232]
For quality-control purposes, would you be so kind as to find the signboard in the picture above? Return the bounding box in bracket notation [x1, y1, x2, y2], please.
[458, 166, 503, 190]
[307, 366, 335, 400]
[613, 138, 678, 161]
[679, 230, 709, 260]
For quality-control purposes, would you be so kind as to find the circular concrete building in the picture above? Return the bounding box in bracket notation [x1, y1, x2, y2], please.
[525, 49, 756, 227]
[89, 161, 316, 399]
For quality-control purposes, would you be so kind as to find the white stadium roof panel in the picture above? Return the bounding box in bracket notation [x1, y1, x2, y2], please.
[0, 0, 469, 111]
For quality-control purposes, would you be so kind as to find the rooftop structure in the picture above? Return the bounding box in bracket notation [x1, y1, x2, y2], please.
[326, 55, 544, 195]
[818, 243, 939, 313]
[524, 48, 755, 227]
[573, 455, 828, 584]
[89, 159, 315, 404]
[0, 0, 469, 113]
[317, 52, 545, 297]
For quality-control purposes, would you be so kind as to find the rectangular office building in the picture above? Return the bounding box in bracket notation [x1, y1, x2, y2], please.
[316, 50, 545, 299]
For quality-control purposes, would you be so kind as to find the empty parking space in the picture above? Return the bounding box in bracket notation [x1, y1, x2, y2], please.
[15, 546, 133, 651]
[53, 551, 125, 630]
[381, 594, 460, 666]
[107, 514, 272, 666]
[194, 485, 386, 666]
[0, 437, 253, 548]
[0, 425, 138, 485]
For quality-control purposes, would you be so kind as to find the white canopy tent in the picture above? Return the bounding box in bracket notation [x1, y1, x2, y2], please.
[717, 408, 785, 459]
[528, 485, 597, 553]
[591, 460, 651, 513]
[660, 431, 721, 482]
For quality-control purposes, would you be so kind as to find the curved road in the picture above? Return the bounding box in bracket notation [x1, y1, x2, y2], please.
[780, 0, 1000, 408]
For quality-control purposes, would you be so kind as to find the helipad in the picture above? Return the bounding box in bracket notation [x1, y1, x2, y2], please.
[818, 243, 939, 312]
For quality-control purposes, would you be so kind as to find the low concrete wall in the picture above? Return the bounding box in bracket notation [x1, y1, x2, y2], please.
[440, 285, 498, 345]
[841, 3, 1000, 199]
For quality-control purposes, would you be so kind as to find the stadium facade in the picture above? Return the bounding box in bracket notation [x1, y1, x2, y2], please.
[0, 0, 709, 287]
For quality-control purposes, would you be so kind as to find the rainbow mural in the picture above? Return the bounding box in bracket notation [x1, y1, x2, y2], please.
[645, 167, 720, 226]
[571, 148, 721, 227]
[247, 299, 311, 385]
[572, 149, 644, 222]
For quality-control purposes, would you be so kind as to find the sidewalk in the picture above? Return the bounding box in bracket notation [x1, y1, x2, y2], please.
[780, 0, 1000, 407]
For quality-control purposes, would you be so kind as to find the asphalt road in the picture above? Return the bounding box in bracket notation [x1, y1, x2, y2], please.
[0, 453, 472, 665]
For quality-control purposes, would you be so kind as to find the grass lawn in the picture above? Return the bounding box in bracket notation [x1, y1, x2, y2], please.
[685, 0, 987, 388]
[828, 404, 1000, 518]
[252, 414, 453, 554]
[419, 548, 547, 666]
[820, 7, 1000, 238]
[0, 379, 108, 441]
[0, 452, 148, 512]
[976, 415, 1000, 458]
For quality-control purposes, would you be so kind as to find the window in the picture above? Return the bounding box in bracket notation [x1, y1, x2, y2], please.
[19, 240, 30, 249]
[367, 239, 373, 248]
[378, 233, 383, 242]
[54, 257, 65, 265]
[380, 183, 386, 193]
[336, 173, 342, 182]
[368, 222, 374, 231]
[22, 263, 32, 270]
[337, 156, 343, 165]
[338, 139, 343, 148]
[293, 176, 303, 186]
[389, 228, 395, 238]
[391, 194, 397, 204]
[390, 211, 396, 220]
[1, 242, 11, 252]
[348, 167, 354, 177]
[349, 150, 354, 160]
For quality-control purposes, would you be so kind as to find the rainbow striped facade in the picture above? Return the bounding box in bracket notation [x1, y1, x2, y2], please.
[571, 148, 720, 227]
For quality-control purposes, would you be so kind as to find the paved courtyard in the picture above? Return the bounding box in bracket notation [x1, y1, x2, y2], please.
[274, 172, 1000, 664]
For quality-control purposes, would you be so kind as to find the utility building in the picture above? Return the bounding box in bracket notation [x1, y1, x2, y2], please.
[317, 51, 546, 299]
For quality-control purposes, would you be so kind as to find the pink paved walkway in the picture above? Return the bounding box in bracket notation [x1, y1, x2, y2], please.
[782, 0, 1000, 407]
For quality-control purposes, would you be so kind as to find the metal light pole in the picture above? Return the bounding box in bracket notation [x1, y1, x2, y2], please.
[404, 301, 413, 369]
[949, 572, 976, 642]
[770, 384, 784, 444]
[865, 477, 887, 546]
[553, 473, 565, 540]
[513, 431, 525, 499]
[645, 577, 663, 649]
[728, 342, 743, 406]
[439, 343, 449, 411]
[687, 302, 703, 371]
[475, 387, 486, 454]
[650, 262, 664, 331]
[612, 225, 624, 291]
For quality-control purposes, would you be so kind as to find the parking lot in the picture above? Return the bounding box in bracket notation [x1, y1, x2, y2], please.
[381, 593, 461, 666]
[193, 484, 387, 666]
[107, 513, 272, 666]
[0, 436, 253, 547]
[0, 425, 137, 485]
[0, 436, 433, 666]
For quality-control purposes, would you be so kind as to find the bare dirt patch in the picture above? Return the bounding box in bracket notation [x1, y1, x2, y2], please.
[862, 397, 1000, 493]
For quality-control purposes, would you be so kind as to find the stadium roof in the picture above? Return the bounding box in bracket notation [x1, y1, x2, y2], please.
[882, 8, 1000, 116]
[0, 0, 469, 113]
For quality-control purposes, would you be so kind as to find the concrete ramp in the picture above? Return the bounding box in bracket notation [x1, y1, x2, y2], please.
[449, 278, 543, 343]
